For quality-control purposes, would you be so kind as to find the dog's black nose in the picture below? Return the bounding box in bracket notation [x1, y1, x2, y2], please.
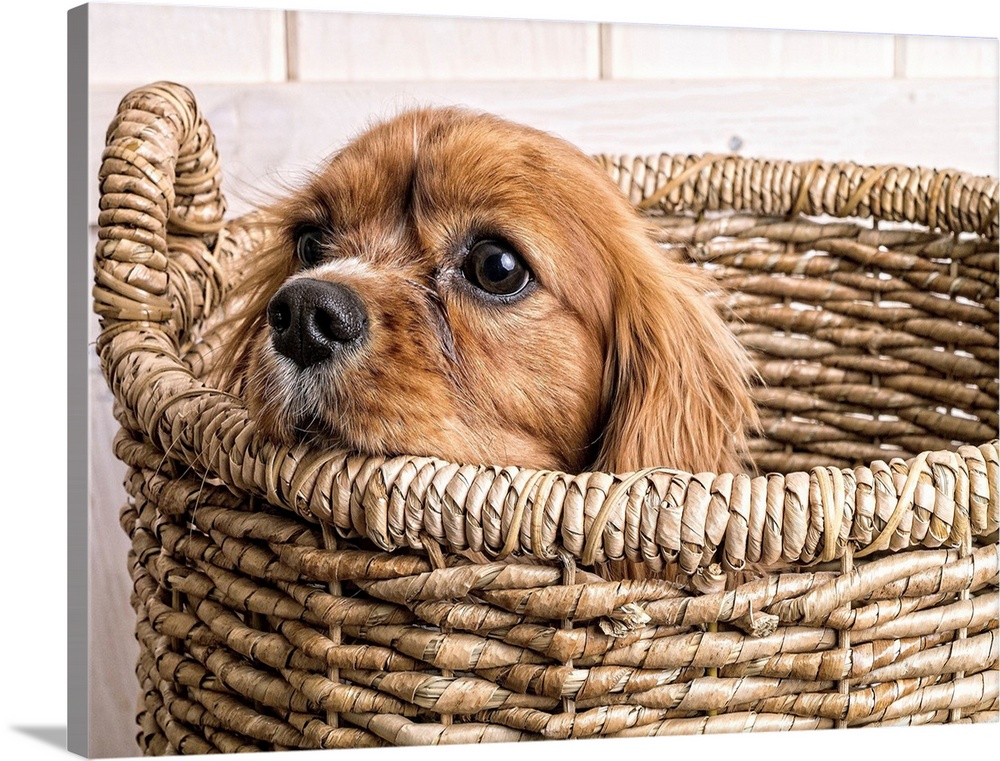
[267, 278, 368, 368]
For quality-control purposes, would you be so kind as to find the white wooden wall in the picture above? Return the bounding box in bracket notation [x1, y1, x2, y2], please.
[86, 3, 998, 757]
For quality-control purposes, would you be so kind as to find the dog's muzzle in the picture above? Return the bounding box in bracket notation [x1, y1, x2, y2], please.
[267, 278, 369, 368]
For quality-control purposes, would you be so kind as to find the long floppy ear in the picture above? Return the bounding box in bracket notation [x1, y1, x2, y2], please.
[592, 229, 758, 475]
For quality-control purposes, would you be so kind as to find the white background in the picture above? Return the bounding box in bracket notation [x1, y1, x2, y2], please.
[4, 0, 999, 759]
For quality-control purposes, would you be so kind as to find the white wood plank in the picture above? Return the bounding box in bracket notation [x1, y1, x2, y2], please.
[292, 11, 600, 81]
[605, 24, 896, 79]
[898, 34, 999, 78]
[88, 2, 287, 85]
[89, 78, 998, 223]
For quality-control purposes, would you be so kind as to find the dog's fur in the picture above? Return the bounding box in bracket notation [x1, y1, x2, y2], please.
[221, 108, 757, 476]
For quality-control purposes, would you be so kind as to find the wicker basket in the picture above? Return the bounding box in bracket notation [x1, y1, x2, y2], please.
[93, 82, 999, 754]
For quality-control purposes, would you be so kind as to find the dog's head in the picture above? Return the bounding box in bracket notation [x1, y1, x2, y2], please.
[224, 108, 756, 474]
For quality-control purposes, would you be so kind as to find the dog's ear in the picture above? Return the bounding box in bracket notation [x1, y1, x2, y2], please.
[592, 228, 757, 475]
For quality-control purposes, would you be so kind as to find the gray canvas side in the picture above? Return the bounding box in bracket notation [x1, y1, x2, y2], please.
[67, 3, 90, 757]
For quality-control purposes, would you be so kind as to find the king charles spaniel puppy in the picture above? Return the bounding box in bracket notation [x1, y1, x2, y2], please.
[221, 107, 757, 477]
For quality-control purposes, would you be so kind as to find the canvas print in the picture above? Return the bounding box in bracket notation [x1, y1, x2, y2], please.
[77, 2, 999, 758]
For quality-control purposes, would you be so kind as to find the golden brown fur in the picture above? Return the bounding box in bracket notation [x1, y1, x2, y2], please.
[222, 107, 757, 476]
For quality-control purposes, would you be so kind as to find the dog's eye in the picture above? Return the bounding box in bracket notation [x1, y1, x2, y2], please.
[462, 240, 531, 297]
[295, 226, 326, 267]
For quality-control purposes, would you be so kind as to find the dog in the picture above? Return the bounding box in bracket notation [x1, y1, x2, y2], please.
[220, 107, 757, 480]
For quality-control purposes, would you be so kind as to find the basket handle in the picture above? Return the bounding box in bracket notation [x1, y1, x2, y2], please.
[93, 82, 227, 329]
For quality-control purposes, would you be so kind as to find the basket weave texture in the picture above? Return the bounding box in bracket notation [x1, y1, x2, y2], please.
[94, 83, 1000, 753]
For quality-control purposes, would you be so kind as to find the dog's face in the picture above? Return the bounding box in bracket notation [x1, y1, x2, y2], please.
[228, 108, 756, 474]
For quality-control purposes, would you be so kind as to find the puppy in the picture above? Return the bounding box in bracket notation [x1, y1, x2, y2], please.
[221, 107, 757, 478]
